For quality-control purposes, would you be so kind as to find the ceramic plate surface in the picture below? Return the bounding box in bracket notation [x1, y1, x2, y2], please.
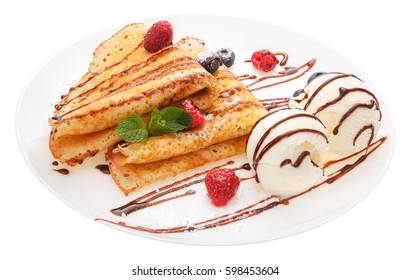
[16, 15, 394, 245]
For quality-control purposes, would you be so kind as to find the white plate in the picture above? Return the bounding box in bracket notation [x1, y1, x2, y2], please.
[16, 15, 395, 245]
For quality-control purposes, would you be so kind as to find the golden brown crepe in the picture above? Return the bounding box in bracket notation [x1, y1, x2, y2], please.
[107, 136, 247, 196]
[49, 24, 219, 166]
[48, 22, 268, 196]
[107, 64, 268, 195]
[111, 65, 267, 166]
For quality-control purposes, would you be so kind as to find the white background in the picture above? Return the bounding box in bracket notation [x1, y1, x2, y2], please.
[1, 0, 409, 279]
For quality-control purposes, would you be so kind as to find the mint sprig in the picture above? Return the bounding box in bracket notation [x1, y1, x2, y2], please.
[116, 114, 148, 142]
[148, 107, 192, 136]
[115, 107, 192, 142]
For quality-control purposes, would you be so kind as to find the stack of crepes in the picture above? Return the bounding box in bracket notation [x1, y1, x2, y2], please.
[49, 23, 268, 195]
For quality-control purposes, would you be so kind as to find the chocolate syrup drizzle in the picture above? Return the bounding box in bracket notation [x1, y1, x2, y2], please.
[308, 85, 381, 142]
[245, 59, 317, 92]
[236, 74, 257, 81]
[280, 151, 311, 168]
[293, 74, 382, 151]
[253, 129, 328, 183]
[284, 136, 387, 203]
[245, 108, 328, 182]
[247, 108, 328, 173]
[50, 48, 385, 235]
[110, 161, 252, 217]
[333, 101, 378, 136]
[97, 136, 386, 234]
[259, 97, 289, 111]
[303, 73, 356, 110]
[55, 42, 165, 111]
[96, 164, 110, 175]
[55, 59, 204, 122]
[54, 168, 69, 175]
[313, 87, 380, 116]
[353, 124, 374, 147]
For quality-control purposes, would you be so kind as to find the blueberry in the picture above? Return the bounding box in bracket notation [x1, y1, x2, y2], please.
[216, 47, 235, 67]
[293, 89, 305, 97]
[196, 50, 222, 74]
[307, 72, 327, 84]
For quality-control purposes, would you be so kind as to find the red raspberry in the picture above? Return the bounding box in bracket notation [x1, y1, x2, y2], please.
[143, 20, 173, 52]
[205, 168, 240, 207]
[251, 49, 279, 72]
[178, 99, 205, 129]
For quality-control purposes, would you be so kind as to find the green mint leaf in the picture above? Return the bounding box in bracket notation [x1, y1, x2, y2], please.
[149, 108, 162, 126]
[116, 114, 148, 142]
[148, 107, 192, 136]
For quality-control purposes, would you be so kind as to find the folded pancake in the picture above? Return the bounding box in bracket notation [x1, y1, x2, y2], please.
[107, 64, 268, 195]
[51, 50, 218, 138]
[107, 136, 247, 196]
[49, 23, 220, 166]
[111, 65, 268, 166]
[50, 128, 119, 166]
[58, 23, 149, 111]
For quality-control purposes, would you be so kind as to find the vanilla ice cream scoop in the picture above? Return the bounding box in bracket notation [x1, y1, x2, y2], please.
[289, 72, 381, 155]
[246, 108, 329, 198]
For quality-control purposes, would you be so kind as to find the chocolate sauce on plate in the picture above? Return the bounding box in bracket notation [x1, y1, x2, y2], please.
[58, 47, 385, 235]
[95, 164, 110, 175]
[97, 133, 386, 234]
[247, 59, 316, 92]
[54, 168, 69, 175]
[110, 161, 254, 217]
[236, 74, 257, 81]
